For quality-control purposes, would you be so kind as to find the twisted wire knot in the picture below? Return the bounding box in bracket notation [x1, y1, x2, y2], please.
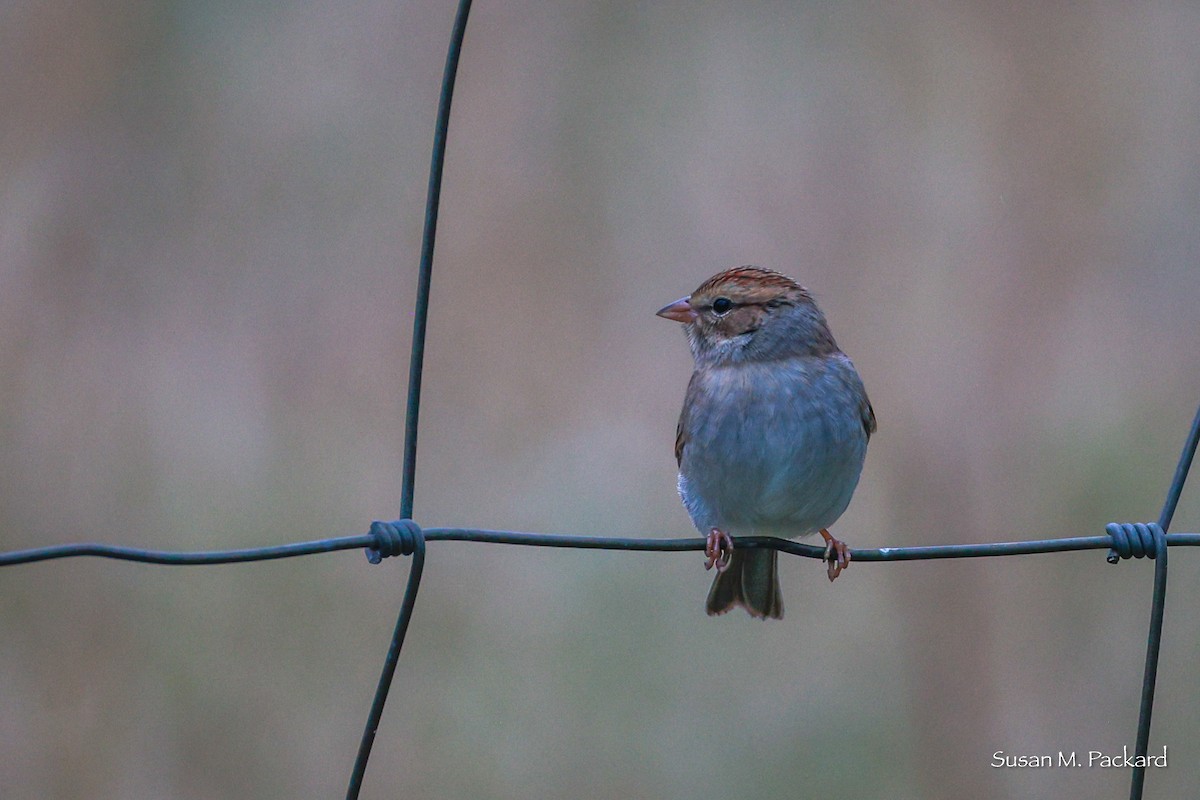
[366, 519, 423, 564]
[1105, 522, 1165, 564]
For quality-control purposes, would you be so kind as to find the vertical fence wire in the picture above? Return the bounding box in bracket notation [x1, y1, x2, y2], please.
[345, 1, 473, 798]
[1129, 402, 1200, 800]
[400, 0, 474, 523]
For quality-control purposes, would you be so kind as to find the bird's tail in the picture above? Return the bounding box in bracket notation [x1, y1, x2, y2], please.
[705, 549, 783, 619]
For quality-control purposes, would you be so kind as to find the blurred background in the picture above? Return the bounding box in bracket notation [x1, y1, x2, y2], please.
[3, 2, 1200, 798]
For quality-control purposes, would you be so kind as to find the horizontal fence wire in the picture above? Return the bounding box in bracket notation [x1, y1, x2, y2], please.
[4, 528, 1200, 568]
[2, 1, 1195, 799]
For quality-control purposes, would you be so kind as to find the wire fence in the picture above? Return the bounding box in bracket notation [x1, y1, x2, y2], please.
[3, 3, 1197, 799]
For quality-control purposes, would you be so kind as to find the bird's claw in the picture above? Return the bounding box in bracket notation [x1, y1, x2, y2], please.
[820, 529, 851, 582]
[705, 529, 734, 573]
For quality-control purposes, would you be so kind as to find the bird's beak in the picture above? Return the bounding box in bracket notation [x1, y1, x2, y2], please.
[656, 296, 697, 323]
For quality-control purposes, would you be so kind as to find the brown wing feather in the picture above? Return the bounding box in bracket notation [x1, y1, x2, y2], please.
[862, 397, 877, 439]
[674, 372, 701, 466]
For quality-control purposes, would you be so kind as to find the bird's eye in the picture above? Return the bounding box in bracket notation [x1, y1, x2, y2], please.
[711, 297, 733, 315]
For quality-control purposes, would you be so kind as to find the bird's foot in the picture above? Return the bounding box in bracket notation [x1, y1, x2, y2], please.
[705, 528, 734, 573]
[820, 529, 851, 582]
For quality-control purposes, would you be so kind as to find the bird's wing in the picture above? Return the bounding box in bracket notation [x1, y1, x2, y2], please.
[862, 395, 877, 439]
[674, 372, 701, 467]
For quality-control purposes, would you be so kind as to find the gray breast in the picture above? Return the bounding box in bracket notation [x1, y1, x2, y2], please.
[679, 358, 868, 537]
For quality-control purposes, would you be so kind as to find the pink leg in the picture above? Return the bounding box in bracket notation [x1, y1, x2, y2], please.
[705, 528, 734, 573]
[820, 529, 851, 582]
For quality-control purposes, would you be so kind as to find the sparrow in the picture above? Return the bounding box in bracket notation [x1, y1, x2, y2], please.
[657, 267, 875, 619]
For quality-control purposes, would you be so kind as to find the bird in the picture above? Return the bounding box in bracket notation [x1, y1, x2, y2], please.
[657, 266, 875, 619]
